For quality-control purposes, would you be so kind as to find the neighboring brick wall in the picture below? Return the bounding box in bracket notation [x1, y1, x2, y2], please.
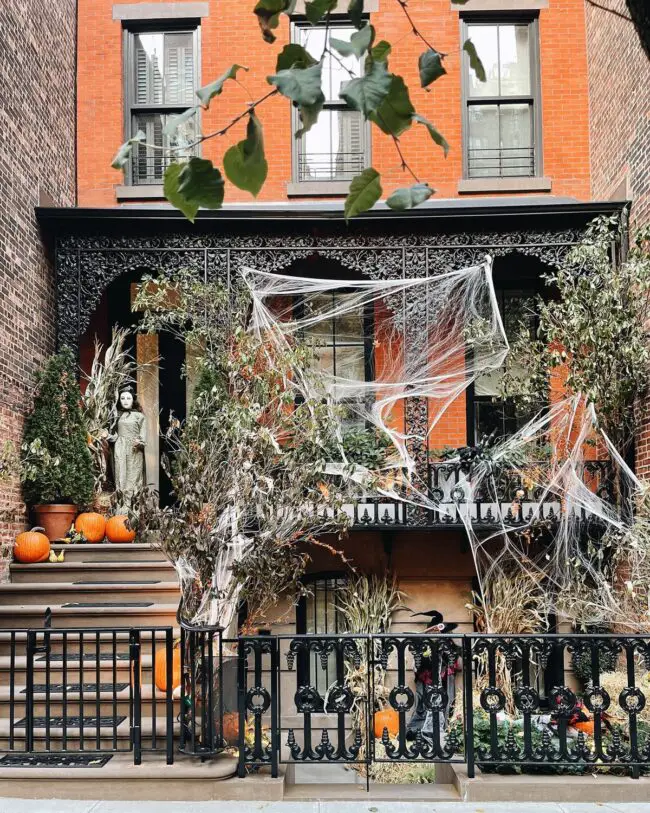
[0, 1, 77, 550]
[77, 0, 592, 206]
[586, 0, 650, 477]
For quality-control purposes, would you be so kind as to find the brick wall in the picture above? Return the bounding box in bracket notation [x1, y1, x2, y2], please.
[77, 0, 592, 206]
[0, 1, 77, 549]
[586, 0, 650, 476]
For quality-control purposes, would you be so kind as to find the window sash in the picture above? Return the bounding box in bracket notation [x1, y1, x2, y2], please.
[461, 17, 541, 179]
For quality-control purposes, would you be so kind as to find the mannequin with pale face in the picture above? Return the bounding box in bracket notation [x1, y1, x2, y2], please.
[108, 388, 146, 514]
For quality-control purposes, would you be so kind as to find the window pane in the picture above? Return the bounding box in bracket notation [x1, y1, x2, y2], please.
[132, 112, 196, 184]
[335, 346, 365, 381]
[500, 103, 532, 176]
[335, 307, 364, 344]
[499, 25, 530, 96]
[134, 32, 194, 105]
[297, 108, 366, 181]
[466, 25, 499, 97]
[297, 25, 361, 101]
[468, 104, 499, 177]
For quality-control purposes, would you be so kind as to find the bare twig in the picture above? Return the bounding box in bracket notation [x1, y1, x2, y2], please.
[585, 0, 633, 22]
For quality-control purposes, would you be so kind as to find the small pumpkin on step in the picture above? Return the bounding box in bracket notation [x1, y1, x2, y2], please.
[105, 515, 136, 544]
[14, 528, 50, 564]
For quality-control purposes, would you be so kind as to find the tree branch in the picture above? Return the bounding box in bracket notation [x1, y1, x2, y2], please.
[394, 0, 436, 52]
[585, 0, 632, 22]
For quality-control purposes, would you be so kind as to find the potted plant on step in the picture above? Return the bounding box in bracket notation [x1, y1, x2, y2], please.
[21, 348, 94, 540]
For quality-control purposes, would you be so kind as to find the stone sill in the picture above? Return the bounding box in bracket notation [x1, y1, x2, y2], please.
[116, 184, 165, 200]
[286, 181, 350, 197]
[452, 0, 548, 10]
[458, 176, 552, 194]
[113, 2, 209, 21]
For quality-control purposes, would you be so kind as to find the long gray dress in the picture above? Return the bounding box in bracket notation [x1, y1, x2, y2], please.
[112, 410, 146, 512]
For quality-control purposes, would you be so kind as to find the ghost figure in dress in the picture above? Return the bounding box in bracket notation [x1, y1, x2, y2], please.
[108, 387, 146, 514]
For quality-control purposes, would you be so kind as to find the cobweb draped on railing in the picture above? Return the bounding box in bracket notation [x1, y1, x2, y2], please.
[180, 259, 644, 631]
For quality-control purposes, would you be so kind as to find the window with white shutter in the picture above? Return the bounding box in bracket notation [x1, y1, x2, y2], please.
[125, 27, 200, 185]
[291, 20, 370, 185]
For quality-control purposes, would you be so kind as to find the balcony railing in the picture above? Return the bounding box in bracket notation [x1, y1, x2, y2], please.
[296, 152, 367, 183]
[339, 460, 614, 530]
[467, 146, 535, 179]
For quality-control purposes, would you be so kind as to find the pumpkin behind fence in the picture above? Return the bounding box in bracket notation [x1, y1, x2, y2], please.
[105, 515, 136, 543]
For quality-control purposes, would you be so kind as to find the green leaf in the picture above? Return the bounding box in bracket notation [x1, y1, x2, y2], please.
[267, 62, 323, 106]
[111, 130, 145, 170]
[305, 0, 337, 23]
[330, 24, 374, 58]
[340, 60, 392, 117]
[369, 74, 414, 137]
[419, 49, 446, 88]
[197, 65, 248, 107]
[348, 0, 364, 29]
[371, 40, 391, 63]
[162, 106, 199, 138]
[168, 157, 225, 221]
[254, 0, 296, 43]
[223, 111, 268, 197]
[413, 113, 449, 157]
[386, 183, 434, 211]
[275, 43, 317, 71]
[163, 163, 199, 222]
[344, 167, 382, 220]
[463, 39, 486, 83]
[296, 91, 325, 138]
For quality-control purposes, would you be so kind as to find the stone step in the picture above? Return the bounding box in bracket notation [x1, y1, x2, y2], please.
[0, 654, 165, 685]
[10, 561, 176, 584]
[0, 630, 180, 657]
[48, 543, 168, 563]
[0, 684, 177, 718]
[0, 582, 180, 605]
[0, 604, 179, 629]
[0, 751, 246, 802]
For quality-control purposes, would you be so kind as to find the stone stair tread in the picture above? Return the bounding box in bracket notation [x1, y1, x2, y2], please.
[0, 582, 179, 591]
[0, 654, 166, 670]
[0, 716, 177, 736]
[49, 544, 159, 551]
[0, 604, 179, 615]
[0, 685, 176, 702]
[10, 562, 174, 571]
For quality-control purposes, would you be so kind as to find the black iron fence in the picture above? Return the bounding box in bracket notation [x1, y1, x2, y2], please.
[5, 625, 650, 780]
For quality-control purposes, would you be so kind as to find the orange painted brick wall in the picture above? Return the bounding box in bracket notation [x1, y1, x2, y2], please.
[77, 0, 592, 206]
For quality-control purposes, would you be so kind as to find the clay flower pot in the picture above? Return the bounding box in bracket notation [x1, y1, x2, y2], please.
[32, 504, 77, 541]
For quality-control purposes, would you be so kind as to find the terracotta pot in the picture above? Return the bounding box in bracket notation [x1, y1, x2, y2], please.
[32, 504, 77, 542]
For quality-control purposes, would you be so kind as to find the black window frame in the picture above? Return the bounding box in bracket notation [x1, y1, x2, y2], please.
[290, 16, 371, 186]
[122, 21, 201, 186]
[461, 14, 543, 180]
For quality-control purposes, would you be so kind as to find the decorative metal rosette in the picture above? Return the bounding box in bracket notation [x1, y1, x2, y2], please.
[423, 684, 448, 712]
[294, 685, 323, 714]
[549, 686, 577, 716]
[326, 684, 354, 714]
[246, 686, 271, 715]
[584, 686, 611, 714]
[480, 686, 506, 714]
[514, 686, 539, 713]
[619, 687, 646, 716]
[389, 685, 415, 712]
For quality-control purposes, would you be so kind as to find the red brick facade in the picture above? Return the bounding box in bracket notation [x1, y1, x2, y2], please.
[586, 0, 650, 476]
[77, 0, 592, 206]
[0, 2, 77, 550]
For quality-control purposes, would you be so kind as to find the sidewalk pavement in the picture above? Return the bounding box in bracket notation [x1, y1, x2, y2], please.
[1, 802, 649, 813]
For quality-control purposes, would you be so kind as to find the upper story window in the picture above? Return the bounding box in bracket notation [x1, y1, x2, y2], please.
[124, 27, 200, 185]
[292, 21, 369, 185]
[463, 18, 541, 179]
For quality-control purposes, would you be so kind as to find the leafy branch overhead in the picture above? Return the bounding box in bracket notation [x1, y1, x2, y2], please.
[111, 0, 486, 219]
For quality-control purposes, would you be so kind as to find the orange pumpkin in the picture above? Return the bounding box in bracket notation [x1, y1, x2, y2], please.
[574, 720, 595, 736]
[154, 644, 182, 692]
[14, 527, 50, 564]
[374, 707, 400, 739]
[74, 512, 106, 543]
[105, 515, 135, 543]
[222, 711, 240, 745]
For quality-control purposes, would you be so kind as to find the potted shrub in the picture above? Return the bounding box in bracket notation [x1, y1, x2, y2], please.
[21, 349, 94, 540]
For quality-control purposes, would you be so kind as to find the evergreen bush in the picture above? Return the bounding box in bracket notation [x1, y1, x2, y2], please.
[21, 349, 94, 507]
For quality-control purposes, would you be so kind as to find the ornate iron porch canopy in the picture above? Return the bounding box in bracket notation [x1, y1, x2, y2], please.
[37, 198, 627, 350]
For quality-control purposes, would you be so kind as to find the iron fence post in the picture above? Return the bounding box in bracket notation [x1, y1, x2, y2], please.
[237, 638, 247, 778]
[270, 636, 279, 779]
[25, 630, 36, 754]
[165, 628, 174, 764]
[130, 630, 142, 765]
[463, 635, 475, 779]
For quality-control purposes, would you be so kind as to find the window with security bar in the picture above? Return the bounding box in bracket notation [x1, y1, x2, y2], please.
[292, 21, 369, 184]
[124, 28, 200, 185]
[463, 18, 541, 179]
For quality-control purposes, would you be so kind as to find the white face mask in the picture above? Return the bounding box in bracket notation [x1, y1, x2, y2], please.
[119, 391, 134, 411]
